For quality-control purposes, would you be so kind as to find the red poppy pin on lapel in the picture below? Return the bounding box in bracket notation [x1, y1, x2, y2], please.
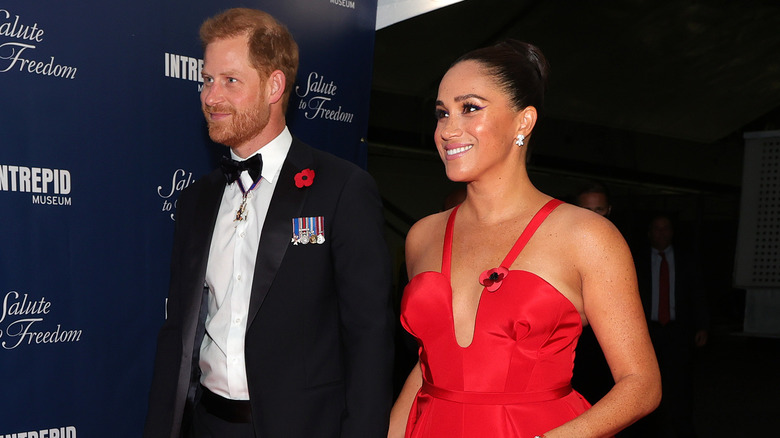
[295, 169, 315, 188]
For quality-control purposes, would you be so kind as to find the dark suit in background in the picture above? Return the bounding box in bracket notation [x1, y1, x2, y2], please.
[624, 214, 708, 438]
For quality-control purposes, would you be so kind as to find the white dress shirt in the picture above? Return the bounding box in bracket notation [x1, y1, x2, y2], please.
[650, 245, 676, 323]
[200, 127, 292, 400]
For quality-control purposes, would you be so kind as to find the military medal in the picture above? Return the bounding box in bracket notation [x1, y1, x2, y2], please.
[235, 195, 249, 221]
[300, 217, 310, 245]
[316, 216, 325, 243]
[307, 216, 317, 244]
[234, 177, 261, 222]
[291, 216, 326, 245]
[292, 218, 300, 244]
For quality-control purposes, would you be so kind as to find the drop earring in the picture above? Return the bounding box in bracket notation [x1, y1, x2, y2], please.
[515, 134, 525, 147]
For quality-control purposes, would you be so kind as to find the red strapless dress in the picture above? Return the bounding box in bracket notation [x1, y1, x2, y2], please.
[401, 199, 591, 438]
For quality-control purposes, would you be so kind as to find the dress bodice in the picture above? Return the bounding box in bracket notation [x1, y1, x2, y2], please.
[400, 199, 591, 437]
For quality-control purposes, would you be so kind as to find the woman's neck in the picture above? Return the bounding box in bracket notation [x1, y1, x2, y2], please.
[460, 171, 547, 225]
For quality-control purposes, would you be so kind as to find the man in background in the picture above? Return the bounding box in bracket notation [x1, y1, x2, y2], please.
[627, 213, 709, 437]
[575, 180, 612, 218]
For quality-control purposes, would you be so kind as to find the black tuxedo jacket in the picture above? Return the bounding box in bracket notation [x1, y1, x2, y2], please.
[144, 137, 394, 438]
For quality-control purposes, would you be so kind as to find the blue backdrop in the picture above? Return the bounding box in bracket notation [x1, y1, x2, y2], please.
[0, 0, 377, 435]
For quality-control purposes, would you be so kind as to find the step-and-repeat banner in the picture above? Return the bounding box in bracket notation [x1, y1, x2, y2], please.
[0, 0, 376, 435]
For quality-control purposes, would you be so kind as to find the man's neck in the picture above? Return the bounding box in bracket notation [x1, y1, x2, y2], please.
[231, 119, 286, 159]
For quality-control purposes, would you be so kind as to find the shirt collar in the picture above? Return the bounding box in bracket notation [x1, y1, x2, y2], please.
[229, 126, 292, 184]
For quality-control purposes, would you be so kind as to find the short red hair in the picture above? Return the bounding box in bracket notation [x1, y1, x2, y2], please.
[200, 8, 299, 112]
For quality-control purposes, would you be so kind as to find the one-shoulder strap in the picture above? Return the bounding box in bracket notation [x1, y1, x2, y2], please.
[501, 199, 564, 268]
[441, 204, 460, 278]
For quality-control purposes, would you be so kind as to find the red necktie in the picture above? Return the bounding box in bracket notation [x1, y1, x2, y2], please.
[658, 251, 670, 325]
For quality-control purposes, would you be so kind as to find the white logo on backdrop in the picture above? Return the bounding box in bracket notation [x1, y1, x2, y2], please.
[164, 52, 203, 84]
[0, 8, 78, 79]
[1, 426, 77, 437]
[330, 0, 356, 9]
[295, 71, 355, 124]
[157, 169, 195, 221]
[0, 290, 83, 350]
[0, 164, 73, 206]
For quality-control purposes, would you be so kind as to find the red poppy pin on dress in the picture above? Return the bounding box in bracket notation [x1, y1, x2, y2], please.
[479, 266, 509, 292]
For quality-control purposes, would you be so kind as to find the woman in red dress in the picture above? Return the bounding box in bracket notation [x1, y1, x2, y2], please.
[388, 40, 660, 438]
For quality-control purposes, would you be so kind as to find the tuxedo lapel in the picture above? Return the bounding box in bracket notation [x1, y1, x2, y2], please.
[181, 173, 224, 363]
[171, 171, 225, 414]
[247, 140, 313, 326]
[182, 172, 225, 327]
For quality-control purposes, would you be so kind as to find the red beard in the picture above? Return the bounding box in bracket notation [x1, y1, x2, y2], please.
[203, 101, 270, 148]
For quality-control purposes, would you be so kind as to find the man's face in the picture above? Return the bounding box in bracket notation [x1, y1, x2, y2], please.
[576, 192, 611, 217]
[649, 216, 674, 250]
[200, 34, 270, 149]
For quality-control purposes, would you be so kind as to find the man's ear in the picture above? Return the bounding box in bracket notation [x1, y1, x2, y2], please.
[267, 70, 285, 105]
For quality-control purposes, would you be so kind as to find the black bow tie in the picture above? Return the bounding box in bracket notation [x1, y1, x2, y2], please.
[220, 154, 263, 185]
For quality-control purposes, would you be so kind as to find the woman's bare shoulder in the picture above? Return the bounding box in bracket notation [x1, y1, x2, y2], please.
[550, 203, 635, 283]
[551, 202, 625, 246]
[405, 209, 453, 274]
[539, 202, 632, 276]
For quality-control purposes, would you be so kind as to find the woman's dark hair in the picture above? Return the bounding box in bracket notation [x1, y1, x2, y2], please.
[453, 39, 550, 114]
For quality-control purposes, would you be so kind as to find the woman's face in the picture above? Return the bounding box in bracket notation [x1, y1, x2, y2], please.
[434, 60, 523, 182]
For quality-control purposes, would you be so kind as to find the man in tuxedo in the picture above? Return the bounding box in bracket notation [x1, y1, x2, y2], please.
[626, 213, 708, 437]
[143, 8, 394, 438]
